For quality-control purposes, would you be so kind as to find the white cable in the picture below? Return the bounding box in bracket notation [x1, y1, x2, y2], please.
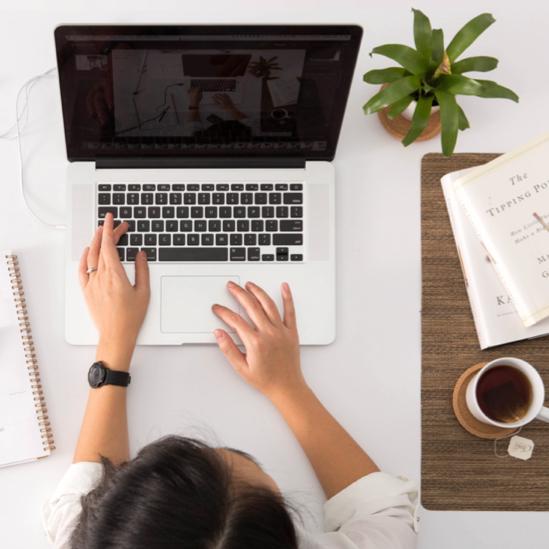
[0, 67, 66, 230]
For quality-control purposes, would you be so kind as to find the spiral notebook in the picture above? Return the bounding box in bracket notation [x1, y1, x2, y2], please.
[0, 252, 54, 467]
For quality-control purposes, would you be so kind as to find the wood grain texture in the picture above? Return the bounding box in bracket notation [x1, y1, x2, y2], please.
[421, 153, 549, 511]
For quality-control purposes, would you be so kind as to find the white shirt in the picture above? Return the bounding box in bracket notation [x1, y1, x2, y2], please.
[43, 463, 418, 549]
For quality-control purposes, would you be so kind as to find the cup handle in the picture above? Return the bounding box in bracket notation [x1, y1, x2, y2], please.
[536, 406, 549, 423]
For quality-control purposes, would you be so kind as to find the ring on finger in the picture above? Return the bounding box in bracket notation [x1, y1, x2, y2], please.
[86, 266, 98, 274]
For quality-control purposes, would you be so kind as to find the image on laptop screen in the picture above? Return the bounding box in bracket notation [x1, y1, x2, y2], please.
[55, 26, 362, 160]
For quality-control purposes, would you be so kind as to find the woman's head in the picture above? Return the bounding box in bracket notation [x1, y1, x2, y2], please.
[71, 436, 298, 549]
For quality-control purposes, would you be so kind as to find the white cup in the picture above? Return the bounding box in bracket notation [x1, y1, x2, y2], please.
[466, 357, 549, 428]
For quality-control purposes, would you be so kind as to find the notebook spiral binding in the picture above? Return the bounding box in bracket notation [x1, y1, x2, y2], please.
[5, 253, 55, 453]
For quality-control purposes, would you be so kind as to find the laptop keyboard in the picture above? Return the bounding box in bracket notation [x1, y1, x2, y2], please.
[96, 183, 304, 263]
[190, 79, 237, 92]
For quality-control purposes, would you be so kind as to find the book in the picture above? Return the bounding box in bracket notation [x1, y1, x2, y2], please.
[453, 134, 549, 327]
[0, 252, 54, 467]
[442, 169, 549, 349]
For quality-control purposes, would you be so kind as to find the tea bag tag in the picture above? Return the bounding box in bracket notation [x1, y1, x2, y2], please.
[508, 435, 534, 460]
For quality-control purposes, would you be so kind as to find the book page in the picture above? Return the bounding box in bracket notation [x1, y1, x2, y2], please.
[0, 257, 46, 467]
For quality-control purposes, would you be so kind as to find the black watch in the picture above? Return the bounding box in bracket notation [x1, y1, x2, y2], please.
[88, 361, 131, 388]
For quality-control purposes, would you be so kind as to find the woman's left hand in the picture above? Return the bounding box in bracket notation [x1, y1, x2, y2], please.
[79, 213, 150, 370]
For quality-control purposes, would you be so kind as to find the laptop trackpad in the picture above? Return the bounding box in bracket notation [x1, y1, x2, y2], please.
[161, 275, 239, 333]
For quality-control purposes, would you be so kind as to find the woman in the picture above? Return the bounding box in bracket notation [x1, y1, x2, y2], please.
[43, 213, 417, 548]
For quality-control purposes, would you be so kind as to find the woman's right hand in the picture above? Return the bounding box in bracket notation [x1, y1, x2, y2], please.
[212, 281, 306, 402]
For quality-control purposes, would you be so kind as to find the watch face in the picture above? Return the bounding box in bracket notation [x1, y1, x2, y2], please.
[88, 363, 107, 388]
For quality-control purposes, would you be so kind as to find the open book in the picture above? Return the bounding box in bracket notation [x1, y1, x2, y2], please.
[442, 170, 549, 349]
[0, 252, 54, 467]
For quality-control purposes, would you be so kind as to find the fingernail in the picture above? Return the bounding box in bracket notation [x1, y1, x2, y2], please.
[227, 281, 236, 288]
[214, 329, 223, 339]
[212, 303, 219, 310]
[282, 282, 289, 294]
[245, 281, 254, 288]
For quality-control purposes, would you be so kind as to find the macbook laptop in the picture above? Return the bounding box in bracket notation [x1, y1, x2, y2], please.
[55, 24, 362, 345]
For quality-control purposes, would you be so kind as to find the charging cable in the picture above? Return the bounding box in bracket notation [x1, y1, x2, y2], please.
[0, 67, 66, 230]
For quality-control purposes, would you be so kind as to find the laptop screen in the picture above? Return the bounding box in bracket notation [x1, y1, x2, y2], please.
[55, 25, 362, 162]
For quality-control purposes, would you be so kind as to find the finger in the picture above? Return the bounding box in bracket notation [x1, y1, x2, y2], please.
[214, 329, 248, 376]
[281, 282, 297, 330]
[99, 213, 124, 270]
[78, 246, 90, 288]
[227, 281, 269, 329]
[134, 250, 150, 293]
[87, 226, 103, 272]
[244, 281, 281, 325]
[212, 304, 254, 343]
[113, 221, 129, 244]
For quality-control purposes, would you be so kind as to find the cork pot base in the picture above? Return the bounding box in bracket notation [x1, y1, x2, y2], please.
[452, 362, 519, 440]
[378, 107, 441, 142]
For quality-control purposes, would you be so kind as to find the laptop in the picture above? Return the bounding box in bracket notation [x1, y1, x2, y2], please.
[55, 24, 362, 345]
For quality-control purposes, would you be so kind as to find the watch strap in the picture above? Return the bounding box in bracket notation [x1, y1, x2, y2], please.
[104, 368, 131, 387]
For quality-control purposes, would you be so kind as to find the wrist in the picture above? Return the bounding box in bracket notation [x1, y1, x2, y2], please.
[96, 336, 135, 372]
[268, 379, 311, 411]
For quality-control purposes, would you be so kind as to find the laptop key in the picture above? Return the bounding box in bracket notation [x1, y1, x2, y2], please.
[152, 220, 164, 232]
[126, 248, 138, 261]
[177, 206, 190, 218]
[241, 193, 253, 205]
[276, 247, 289, 261]
[130, 234, 143, 246]
[148, 206, 160, 218]
[275, 183, 288, 191]
[205, 207, 217, 218]
[216, 233, 228, 246]
[113, 184, 126, 191]
[251, 220, 264, 232]
[143, 184, 155, 191]
[273, 233, 303, 246]
[188, 234, 199, 245]
[145, 234, 157, 245]
[158, 184, 170, 191]
[269, 193, 282, 205]
[134, 206, 146, 218]
[126, 220, 136, 232]
[98, 206, 117, 218]
[137, 220, 150, 232]
[258, 233, 271, 246]
[198, 193, 210, 205]
[291, 254, 304, 261]
[166, 220, 178, 232]
[245, 184, 258, 191]
[141, 193, 153, 205]
[266, 220, 278, 232]
[216, 184, 229, 191]
[231, 184, 244, 191]
[237, 220, 249, 232]
[280, 220, 303, 231]
[169, 193, 182, 205]
[223, 220, 235, 231]
[219, 207, 232, 218]
[283, 193, 303, 205]
[202, 184, 215, 191]
[113, 193, 125, 205]
[127, 193, 139, 205]
[191, 206, 203, 218]
[155, 193, 168, 205]
[234, 207, 246, 218]
[244, 234, 256, 246]
[227, 193, 239, 205]
[120, 207, 132, 218]
[159, 234, 171, 246]
[173, 184, 185, 191]
[276, 206, 289, 218]
[247, 206, 260, 218]
[142, 247, 157, 261]
[98, 184, 111, 191]
[173, 234, 185, 246]
[128, 184, 140, 191]
[290, 206, 303, 218]
[201, 234, 214, 246]
[261, 206, 274, 218]
[230, 234, 242, 246]
[117, 247, 125, 261]
[180, 220, 193, 232]
[187, 184, 199, 191]
[290, 183, 303, 191]
[247, 247, 260, 261]
[260, 183, 273, 191]
[254, 193, 267, 204]
[230, 247, 246, 261]
[262, 254, 274, 261]
[159, 247, 228, 261]
[195, 220, 207, 232]
[213, 193, 225, 205]
[184, 194, 196, 205]
[98, 193, 110, 205]
[208, 220, 221, 232]
[162, 206, 175, 218]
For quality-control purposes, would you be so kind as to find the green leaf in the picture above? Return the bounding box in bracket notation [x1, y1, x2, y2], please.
[457, 105, 470, 131]
[473, 79, 519, 102]
[435, 90, 459, 156]
[452, 56, 498, 74]
[387, 95, 414, 118]
[446, 13, 496, 62]
[370, 44, 429, 75]
[402, 95, 434, 146]
[431, 29, 444, 66]
[363, 67, 408, 84]
[363, 75, 421, 114]
[437, 74, 519, 102]
[413, 9, 432, 60]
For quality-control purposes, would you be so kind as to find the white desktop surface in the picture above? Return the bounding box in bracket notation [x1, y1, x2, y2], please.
[0, 1, 548, 548]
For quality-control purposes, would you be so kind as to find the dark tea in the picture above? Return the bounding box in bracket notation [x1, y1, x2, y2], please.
[476, 365, 532, 423]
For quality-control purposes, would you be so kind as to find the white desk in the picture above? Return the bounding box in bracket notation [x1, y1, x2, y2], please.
[1, 1, 548, 547]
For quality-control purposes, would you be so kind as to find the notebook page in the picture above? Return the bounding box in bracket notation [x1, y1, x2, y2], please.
[0, 257, 46, 467]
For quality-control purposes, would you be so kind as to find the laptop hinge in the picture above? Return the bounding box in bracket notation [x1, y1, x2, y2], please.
[95, 156, 306, 170]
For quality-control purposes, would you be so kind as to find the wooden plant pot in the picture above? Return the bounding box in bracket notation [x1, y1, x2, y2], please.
[378, 104, 441, 142]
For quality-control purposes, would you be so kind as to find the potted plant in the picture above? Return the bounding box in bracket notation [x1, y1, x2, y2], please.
[363, 9, 519, 155]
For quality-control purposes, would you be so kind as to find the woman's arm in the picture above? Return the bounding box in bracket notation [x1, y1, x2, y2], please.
[73, 213, 150, 464]
[212, 281, 378, 499]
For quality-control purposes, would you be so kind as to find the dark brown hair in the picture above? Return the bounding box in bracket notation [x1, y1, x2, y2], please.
[70, 436, 298, 549]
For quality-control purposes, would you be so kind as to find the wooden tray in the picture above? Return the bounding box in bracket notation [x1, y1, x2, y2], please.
[421, 153, 549, 511]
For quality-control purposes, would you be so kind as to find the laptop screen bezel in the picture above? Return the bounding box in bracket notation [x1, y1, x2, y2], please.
[54, 24, 363, 163]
